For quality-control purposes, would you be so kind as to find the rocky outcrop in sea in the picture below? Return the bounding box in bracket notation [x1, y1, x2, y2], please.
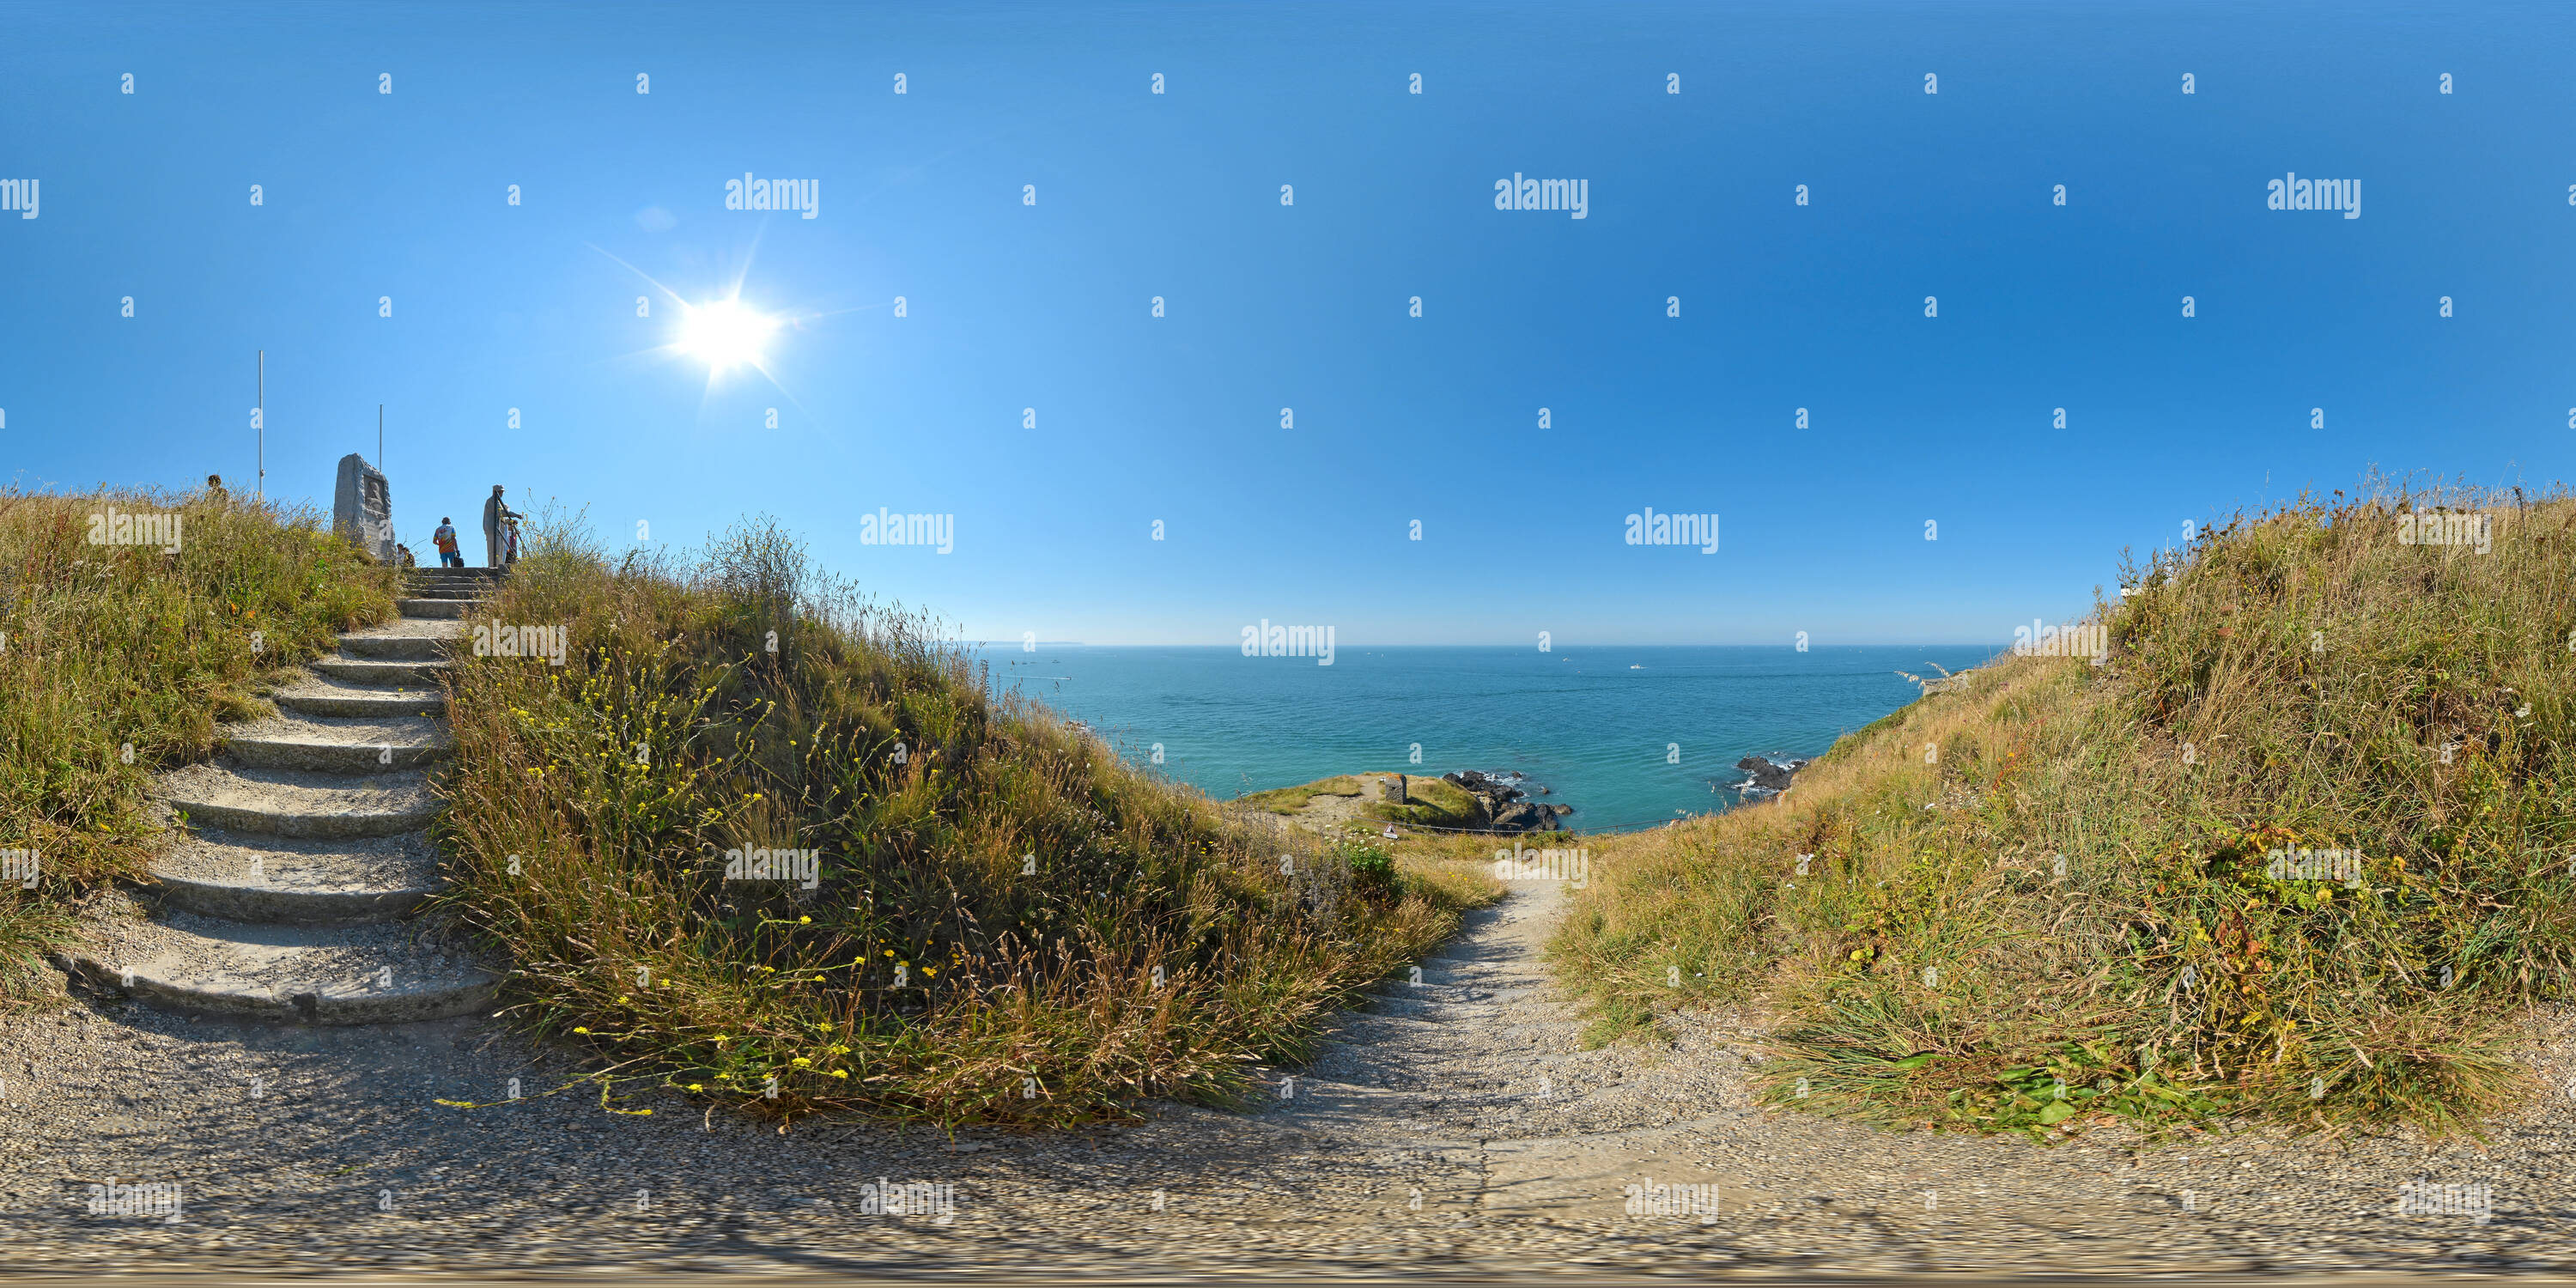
[1441, 769, 1574, 834]
[1730, 754, 1812, 799]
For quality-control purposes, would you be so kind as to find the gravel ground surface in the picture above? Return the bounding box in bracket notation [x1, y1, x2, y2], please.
[6, 878, 2576, 1281]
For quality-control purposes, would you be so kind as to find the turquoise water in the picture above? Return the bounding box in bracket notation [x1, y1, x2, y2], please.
[976, 645, 2002, 832]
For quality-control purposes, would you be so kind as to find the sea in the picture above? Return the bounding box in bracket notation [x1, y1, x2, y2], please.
[972, 645, 2001, 832]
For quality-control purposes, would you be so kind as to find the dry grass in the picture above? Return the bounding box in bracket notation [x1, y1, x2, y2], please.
[1558, 478, 2569, 1139]
[434, 513, 1494, 1127]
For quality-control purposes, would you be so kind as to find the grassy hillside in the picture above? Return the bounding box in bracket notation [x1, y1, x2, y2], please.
[1558, 484, 2575, 1137]
[0, 485, 394, 993]
[437, 517, 1492, 1127]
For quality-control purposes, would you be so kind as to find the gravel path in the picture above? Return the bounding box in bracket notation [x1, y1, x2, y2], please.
[7, 877, 2576, 1279]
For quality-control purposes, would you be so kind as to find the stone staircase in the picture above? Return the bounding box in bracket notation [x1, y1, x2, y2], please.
[63, 566, 507, 1024]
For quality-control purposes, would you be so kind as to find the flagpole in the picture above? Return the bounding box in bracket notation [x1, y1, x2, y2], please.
[256, 350, 264, 501]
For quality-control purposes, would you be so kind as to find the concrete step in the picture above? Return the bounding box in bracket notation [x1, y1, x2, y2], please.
[338, 635, 451, 662]
[397, 598, 468, 619]
[271, 674, 447, 719]
[312, 656, 452, 686]
[149, 828, 440, 927]
[156, 762, 438, 839]
[220, 714, 451, 773]
[60, 912, 498, 1025]
[339, 618, 464, 661]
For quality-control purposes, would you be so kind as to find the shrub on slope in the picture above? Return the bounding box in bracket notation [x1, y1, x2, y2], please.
[1557, 484, 2573, 1136]
[437, 517, 1485, 1127]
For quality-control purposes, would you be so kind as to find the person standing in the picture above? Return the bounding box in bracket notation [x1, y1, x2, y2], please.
[433, 516, 464, 568]
[482, 485, 521, 568]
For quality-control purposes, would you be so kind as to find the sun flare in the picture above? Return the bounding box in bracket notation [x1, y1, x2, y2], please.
[677, 298, 778, 371]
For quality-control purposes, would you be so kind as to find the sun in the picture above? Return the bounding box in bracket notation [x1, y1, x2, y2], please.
[677, 298, 778, 371]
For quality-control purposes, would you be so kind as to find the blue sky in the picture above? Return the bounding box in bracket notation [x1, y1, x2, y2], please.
[3, 1, 2569, 644]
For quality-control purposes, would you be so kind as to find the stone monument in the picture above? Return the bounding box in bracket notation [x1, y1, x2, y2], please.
[333, 453, 395, 563]
[1384, 774, 1407, 807]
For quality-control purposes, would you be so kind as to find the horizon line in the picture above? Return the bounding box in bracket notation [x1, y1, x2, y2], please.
[966, 641, 2018, 650]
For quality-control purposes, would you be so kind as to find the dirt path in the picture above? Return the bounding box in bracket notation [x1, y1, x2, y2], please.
[6, 876, 2576, 1278]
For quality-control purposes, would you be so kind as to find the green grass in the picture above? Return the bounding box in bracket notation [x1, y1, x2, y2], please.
[0, 484, 394, 994]
[435, 513, 1491, 1127]
[1236, 775, 1362, 814]
[1231, 768, 1494, 829]
[1557, 480, 2573, 1139]
[1236, 770, 1490, 831]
